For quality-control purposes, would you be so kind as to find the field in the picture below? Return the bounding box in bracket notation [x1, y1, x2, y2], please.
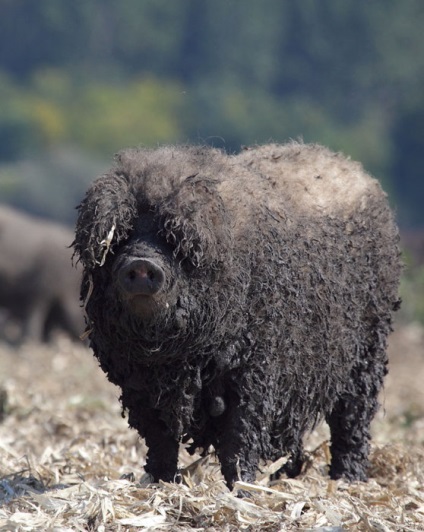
[0, 323, 423, 531]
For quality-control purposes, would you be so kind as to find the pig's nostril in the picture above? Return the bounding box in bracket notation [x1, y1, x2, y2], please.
[119, 258, 165, 296]
[127, 267, 156, 282]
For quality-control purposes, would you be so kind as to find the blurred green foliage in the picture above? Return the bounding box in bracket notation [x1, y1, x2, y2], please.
[0, 70, 184, 156]
[0, 0, 423, 230]
[399, 263, 424, 325]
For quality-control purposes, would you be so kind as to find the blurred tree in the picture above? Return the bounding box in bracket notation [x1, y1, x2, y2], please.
[67, 76, 185, 156]
[392, 102, 424, 227]
[0, 0, 423, 225]
[0, 73, 42, 160]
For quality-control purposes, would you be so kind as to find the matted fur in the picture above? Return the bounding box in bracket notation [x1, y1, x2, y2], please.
[73, 142, 401, 490]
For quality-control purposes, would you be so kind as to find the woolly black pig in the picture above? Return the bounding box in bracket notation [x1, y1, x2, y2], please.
[73, 143, 401, 490]
[0, 205, 83, 343]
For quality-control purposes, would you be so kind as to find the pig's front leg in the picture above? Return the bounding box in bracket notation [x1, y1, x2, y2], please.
[128, 406, 180, 483]
[214, 386, 261, 491]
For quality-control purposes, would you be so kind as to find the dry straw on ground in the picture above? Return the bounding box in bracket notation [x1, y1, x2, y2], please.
[0, 323, 423, 531]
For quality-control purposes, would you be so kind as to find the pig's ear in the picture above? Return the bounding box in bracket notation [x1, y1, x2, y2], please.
[73, 172, 137, 270]
[158, 175, 231, 270]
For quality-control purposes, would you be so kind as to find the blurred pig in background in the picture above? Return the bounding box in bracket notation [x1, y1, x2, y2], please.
[0, 205, 83, 344]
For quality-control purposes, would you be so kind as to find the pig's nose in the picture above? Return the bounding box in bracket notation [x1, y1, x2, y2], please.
[118, 258, 165, 296]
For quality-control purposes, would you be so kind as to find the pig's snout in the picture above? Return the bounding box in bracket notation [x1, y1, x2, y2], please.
[118, 258, 165, 296]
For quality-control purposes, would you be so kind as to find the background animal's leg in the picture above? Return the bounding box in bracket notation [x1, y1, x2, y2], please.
[128, 408, 179, 483]
[57, 297, 85, 340]
[326, 344, 388, 481]
[22, 299, 49, 343]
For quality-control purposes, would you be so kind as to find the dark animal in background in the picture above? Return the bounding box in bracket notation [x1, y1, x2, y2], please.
[73, 142, 401, 490]
[0, 205, 83, 344]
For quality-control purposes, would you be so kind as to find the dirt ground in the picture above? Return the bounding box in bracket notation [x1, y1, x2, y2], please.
[0, 322, 423, 531]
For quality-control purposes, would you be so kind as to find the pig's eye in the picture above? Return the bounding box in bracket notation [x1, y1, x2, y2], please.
[135, 196, 154, 214]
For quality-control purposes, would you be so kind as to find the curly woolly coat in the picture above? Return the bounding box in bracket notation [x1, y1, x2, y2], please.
[73, 142, 401, 490]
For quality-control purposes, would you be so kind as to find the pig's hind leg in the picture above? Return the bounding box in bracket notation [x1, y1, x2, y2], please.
[326, 338, 388, 481]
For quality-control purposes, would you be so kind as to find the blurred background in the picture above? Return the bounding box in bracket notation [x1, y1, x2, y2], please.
[1, 4, 424, 522]
[0, 0, 423, 321]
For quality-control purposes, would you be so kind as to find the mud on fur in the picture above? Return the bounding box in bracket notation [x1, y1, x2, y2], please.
[73, 142, 401, 490]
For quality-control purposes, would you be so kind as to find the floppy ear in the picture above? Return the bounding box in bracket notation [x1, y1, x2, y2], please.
[73, 171, 137, 271]
[158, 174, 231, 270]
